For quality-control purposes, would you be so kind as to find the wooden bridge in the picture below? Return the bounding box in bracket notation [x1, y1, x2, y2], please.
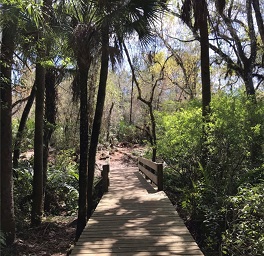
[70, 158, 204, 256]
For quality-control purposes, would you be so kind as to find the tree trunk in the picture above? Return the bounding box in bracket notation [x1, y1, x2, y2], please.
[199, 0, 211, 118]
[13, 83, 36, 168]
[76, 63, 89, 240]
[199, 0, 211, 167]
[43, 68, 57, 208]
[0, 23, 16, 246]
[129, 80, 134, 124]
[31, 59, 46, 226]
[106, 102, 114, 142]
[149, 104, 157, 162]
[252, 0, 264, 45]
[87, 27, 109, 217]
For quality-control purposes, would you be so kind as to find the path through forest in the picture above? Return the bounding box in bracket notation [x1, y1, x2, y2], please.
[2, 146, 145, 256]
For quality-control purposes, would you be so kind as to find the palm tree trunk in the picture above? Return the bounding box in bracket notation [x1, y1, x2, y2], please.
[87, 27, 109, 217]
[0, 23, 16, 246]
[13, 83, 36, 168]
[199, 0, 211, 167]
[106, 102, 114, 142]
[149, 104, 157, 162]
[43, 68, 57, 204]
[200, 0, 211, 118]
[76, 63, 89, 240]
[31, 58, 46, 226]
[252, 0, 264, 45]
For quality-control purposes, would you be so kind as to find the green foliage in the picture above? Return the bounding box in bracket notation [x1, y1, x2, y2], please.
[156, 92, 264, 255]
[13, 149, 79, 227]
[13, 160, 34, 227]
[0, 230, 6, 248]
[12, 118, 35, 151]
[117, 120, 144, 143]
[222, 182, 264, 256]
[156, 100, 203, 184]
[45, 149, 79, 215]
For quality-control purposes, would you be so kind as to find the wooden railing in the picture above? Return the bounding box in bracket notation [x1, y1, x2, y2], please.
[101, 164, 110, 193]
[138, 157, 163, 191]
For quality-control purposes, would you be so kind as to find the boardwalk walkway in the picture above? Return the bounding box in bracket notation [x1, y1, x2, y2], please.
[71, 167, 204, 256]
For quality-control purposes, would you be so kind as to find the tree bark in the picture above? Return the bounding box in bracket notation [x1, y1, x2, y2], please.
[129, 80, 134, 124]
[0, 22, 16, 246]
[31, 58, 46, 226]
[106, 102, 114, 142]
[76, 63, 89, 240]
[43, 68, 57, 207]
[87, 27, 109, 217]
[252, 0, 264, 45]
[149, 104, 157, 162]
[198, 0, 211, 167]
[199, 0, 211, 118]
[13, 83, 36, 168]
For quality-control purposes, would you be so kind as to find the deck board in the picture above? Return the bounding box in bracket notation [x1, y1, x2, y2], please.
[70, 167, 204, 255]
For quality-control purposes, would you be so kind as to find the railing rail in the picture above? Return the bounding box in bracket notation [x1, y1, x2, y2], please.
[138, 157, 163, 191]
[101, 164, 109, 193]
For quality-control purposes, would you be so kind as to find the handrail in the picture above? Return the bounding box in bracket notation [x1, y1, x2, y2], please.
[138, 157, 163, 191]
[101, 164, 109, 193]
[94, 164, 109, 193]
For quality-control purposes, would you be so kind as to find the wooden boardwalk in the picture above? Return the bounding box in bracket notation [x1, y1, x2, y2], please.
[71, 167, 204, 256]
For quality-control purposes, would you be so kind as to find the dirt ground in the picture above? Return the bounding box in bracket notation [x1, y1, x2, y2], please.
[1, 145, 145, 256]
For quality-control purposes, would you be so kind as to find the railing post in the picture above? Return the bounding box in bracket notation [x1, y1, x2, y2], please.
[102, 164, 109, 193]
[157, 163, 163, 191]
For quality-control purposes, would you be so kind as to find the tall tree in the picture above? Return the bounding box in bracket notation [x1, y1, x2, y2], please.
[87, 25, 109, 217]
[43, 68, 57, 197]
[13, 83, 36, 168]
[31, 52, 46, 226]
[31, 0, 52, 226]
[0, 3, 18, 245]
[252, 0, 264, 45]
[181, 0, 211, 117]
[67, 0, 167, 237]
[86, 0, 168, 217]
[124, 46, 169, 161]
[72, 22, 99, 239]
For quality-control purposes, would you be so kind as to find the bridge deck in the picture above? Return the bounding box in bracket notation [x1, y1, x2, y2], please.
[71, 167, 204, 256]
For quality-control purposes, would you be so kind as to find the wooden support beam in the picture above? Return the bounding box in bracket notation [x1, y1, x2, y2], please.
[102, 164, 109, 193]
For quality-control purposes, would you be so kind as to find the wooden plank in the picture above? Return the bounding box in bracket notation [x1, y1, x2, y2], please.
[138, 157, 159, 171]
[138, 165, 158, 184]
[71, 251, 204, 256]
[70, 167, 203, 256]
[76, 240, 198, 246]
[72, 247, 203, 254]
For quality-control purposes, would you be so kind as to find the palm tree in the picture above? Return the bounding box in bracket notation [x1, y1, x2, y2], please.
[0, 2, 18, 245]
[87, 0, 168, 218]
[71, 20, 100, 239]
[181, 0, 212, 117]
[69, 0, 167, 238]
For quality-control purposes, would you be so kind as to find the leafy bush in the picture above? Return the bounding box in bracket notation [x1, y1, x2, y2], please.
[12, 118, 35, 151]
[13, 149, 79, 227]
[0, 230, 6, 248]
[222, 182, 264, 256]
[156, 101, 203, 188]
[44, 149, 79, 215]
[117, 120, 145, 143]
[13, 160, 34, 227]
[156, 93, 264, 255]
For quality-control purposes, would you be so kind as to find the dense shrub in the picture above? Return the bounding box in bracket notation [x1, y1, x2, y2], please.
[44, 149, 79, 215]
[222, 182, 264, 256]
[156, 93, 264, 255]
[13, 149, 79, 227]
[117, 120, 145, 143]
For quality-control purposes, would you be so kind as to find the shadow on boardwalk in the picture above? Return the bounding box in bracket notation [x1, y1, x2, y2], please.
[71, 168, 204, 256]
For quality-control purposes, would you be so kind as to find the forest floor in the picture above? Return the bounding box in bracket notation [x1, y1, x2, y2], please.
[1, 145, 145, 256]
